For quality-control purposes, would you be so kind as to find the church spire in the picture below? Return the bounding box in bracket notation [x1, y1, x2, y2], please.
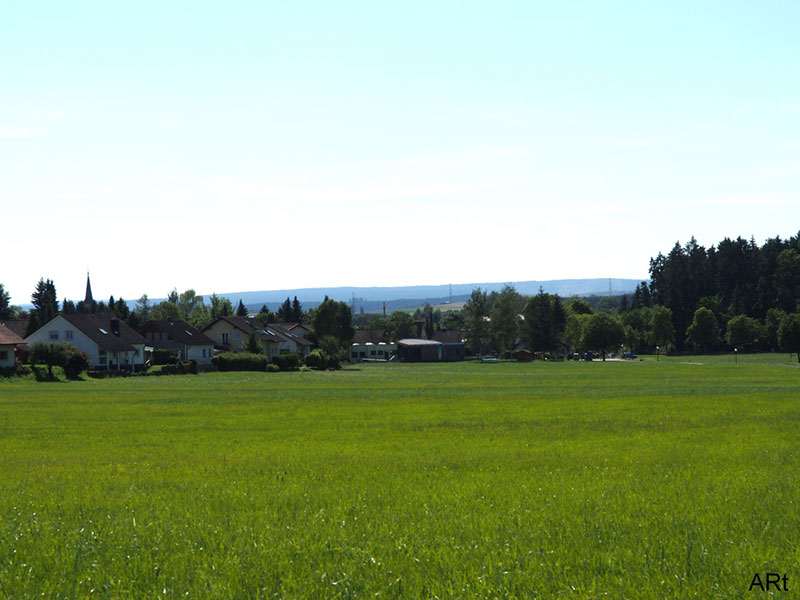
[84, 271, 94, 303]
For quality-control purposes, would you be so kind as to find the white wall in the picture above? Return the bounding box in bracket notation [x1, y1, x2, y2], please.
[26, 316, 145, 370]
[26, 315, 101, 366]
[0, 344, 15, 368]
[186, 344, 214, 364]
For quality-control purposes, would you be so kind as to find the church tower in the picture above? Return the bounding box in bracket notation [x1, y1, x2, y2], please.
[84, 271, 94, 304]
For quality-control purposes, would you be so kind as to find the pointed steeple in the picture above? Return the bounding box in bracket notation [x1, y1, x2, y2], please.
[84, 271, 94, 303]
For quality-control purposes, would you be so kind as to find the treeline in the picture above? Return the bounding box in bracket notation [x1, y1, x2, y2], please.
[461, 285, 630, 360]
[633, 234, 800, 353]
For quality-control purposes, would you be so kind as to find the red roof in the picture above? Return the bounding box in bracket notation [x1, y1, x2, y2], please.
[0, 323, 24, 345]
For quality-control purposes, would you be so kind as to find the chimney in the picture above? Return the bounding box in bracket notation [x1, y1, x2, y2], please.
[110, 318, 120, 336]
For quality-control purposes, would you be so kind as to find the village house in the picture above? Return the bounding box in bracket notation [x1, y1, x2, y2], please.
[202, 316, 313, 359]
[278, 322, 314, 341]
[25, 313, 147, 371]
[0, 323, 25, 368]
[203, 316, 282, 358]
[270, 323, 314, 356]
[139, 318, 216, 365]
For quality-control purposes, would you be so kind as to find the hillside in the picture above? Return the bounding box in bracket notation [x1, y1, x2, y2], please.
[216, 278, 643, 312]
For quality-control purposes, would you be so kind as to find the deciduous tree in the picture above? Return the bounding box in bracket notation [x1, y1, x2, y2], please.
[583, 312, 625, 360]
[778, 313, 800, 362]
[725, 315, 764, 351]
[648, 306, 675, 351]
[464, 288, 490, 354]
[490, 284, 522, 355]
[685, 307, 720, 353]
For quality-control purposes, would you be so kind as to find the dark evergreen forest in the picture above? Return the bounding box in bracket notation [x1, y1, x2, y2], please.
[629, 234, 800, 353]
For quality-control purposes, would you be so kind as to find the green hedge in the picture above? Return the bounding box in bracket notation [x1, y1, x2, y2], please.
[272, 353, 302, 371]
[151, 348, 174, 365]
[212, 352, 268, 372]
[154, 360, 198, 375]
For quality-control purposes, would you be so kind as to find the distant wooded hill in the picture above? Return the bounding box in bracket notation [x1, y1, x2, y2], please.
[214, 278, 642, 313]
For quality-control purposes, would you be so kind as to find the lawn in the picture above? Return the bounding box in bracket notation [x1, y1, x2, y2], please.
[1, 359, 799, 598]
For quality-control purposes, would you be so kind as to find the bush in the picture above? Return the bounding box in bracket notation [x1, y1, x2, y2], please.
[305, 347, 344, 370]
[305, 349, 327, 370]
[272, 353, 302, 371]
[63, 346, 90, 379]
[151, 348, 174, 365]
[212, 352, 268, 372]
[266, 364, 280, 373]
[29, 342, 90, 379]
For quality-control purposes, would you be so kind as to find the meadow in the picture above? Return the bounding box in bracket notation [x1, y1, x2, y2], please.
[1, 358, 799, 598]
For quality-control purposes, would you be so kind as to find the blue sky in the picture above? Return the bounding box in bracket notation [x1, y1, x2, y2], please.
[2, 1, 798, 304]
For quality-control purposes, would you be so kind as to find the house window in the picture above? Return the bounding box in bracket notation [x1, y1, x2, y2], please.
[99, 350, 107, 365]
[49, 330, 59, 341]
[202, 349, 206, 358]
[0, 350, 8, 361]
[222, 332, 229, 344]
[65, 330, 74, 341]
[234, 333, 241, 341]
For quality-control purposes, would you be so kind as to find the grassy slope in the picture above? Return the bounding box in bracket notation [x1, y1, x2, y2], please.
[1, 360, 799, 598]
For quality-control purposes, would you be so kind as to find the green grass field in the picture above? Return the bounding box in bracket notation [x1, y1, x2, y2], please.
[1, 358, 799, 598]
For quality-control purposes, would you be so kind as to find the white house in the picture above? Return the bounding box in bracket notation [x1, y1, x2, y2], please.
[26, 313, 147, 371]
[202, 317, 314, 359]
[139, 318, 215, 365]
[0, 323, 24, 368]
[264, 323, 313, 357]
[279, 322, 314, 339]
[202, 316, 282, 358]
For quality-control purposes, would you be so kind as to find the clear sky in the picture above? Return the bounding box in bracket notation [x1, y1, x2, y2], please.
[2, 1, 799, 305]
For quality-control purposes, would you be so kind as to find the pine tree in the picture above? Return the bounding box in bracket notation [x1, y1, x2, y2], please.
[291, 296, 303, 322]
[30, 278, 59, 326]
[236, 300, 248, 317]
[277, 297, 292, 322]
[62, 299, 77, 314]
[0, 283, 12, 319]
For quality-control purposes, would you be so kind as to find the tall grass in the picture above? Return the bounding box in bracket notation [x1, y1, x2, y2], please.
[1, 360, 798, 597]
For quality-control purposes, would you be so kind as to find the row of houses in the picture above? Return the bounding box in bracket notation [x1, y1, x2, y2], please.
[0, 312, 315, 372]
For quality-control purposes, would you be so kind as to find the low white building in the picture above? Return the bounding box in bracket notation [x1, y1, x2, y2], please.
[26, 313, 147, 371]
[350, 341, 397, 363]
